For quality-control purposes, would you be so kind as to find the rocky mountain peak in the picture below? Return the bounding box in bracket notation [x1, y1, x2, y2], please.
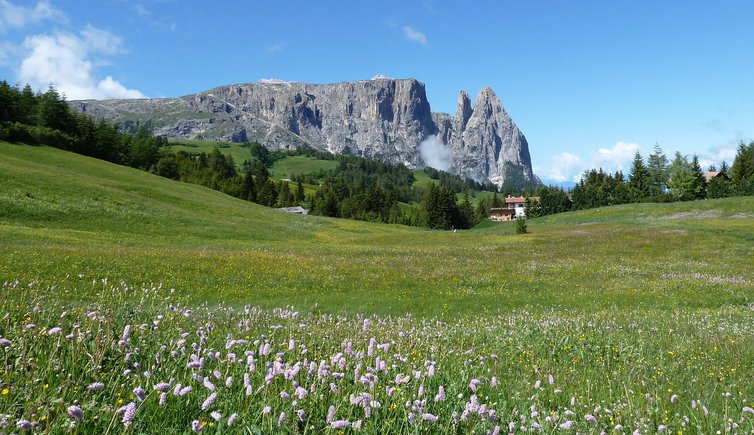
[71, 78, 537, 189]
[455, 91, 473, 131]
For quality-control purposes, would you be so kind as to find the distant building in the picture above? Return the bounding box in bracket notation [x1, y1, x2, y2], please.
[702, 171, 729, 183]
[504, 196, 539, 218]
[489, 208, 516, 221]
[277, 206, 308, 215]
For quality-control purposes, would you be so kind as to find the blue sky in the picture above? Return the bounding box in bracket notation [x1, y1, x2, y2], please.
[1, 0, 753, 184]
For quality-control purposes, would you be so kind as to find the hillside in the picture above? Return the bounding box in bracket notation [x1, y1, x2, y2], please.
[4, 142, 754, 433]
[2, 142, 753, 315]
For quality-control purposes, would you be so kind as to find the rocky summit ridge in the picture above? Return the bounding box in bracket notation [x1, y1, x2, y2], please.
[71, 77, 537, 188]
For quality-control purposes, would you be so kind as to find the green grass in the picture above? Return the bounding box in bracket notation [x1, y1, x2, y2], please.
[411, 169, 436, 188]
[168, 139, 251, 168]
[2, 141, 753, 316]
[269, 155, 338, 180]
[2, 142, 754, 432]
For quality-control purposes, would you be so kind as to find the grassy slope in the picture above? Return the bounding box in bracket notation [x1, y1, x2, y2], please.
[269, 155, 338, 180]
[1, 141, 753, 317]
[167, 139, 251, 168]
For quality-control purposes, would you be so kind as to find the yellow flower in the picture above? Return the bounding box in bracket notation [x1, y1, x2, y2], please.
[1, 388, 8, 395]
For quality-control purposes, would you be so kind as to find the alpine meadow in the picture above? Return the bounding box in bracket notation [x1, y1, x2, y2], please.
[3, 1, 754, 433]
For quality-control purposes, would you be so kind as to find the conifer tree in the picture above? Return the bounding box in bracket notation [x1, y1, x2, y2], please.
[628, 151, 651, 201]
[647, 144, 669, 196]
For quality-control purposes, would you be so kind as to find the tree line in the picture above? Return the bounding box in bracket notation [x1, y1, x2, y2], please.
[0, 81, 508, 230]
[524, 143, 754, 218]
[0, 82, 166, 169]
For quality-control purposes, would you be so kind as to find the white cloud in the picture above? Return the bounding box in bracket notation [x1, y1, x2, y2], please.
[0, 0, 66, 31]
[540, 142, 644, 184]
[134, 3, 150, 17]
[19, 29, 144, 100]
[698, 142, 739, 170]
[80, 24, 124, 55]
[593, 141, 639, 172]
[418, 135, 450, 171]
[543, 152, 584, 183]
[403, 26, 427, 45]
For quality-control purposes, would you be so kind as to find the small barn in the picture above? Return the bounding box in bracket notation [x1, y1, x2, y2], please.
[277, 206, 309, 215]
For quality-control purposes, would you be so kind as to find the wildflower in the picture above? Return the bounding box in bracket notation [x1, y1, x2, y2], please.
[211, 411, 222, 421]
[201, 393, 217, 410]
[227, 413, 238, 426]
[490, 376, 498, 387]
[47, 327, 62, 335]
[121, 402, 136, 426]
[353, 419, 362, 430]
[0, 338, 10, 347]
[203, 378, 216, 391]
[702, 405, 708, 416]
[86, 382, 105, 391]
[225, 377, 232, 387]
[422, 413, 438, 422]
[278, 411, 286, 427]
[548, 373, 554, 385]
[585, 414, 597, 424]
[154, 382, 171, 392]
[658, 424, 667, 431]
[178, 386, 193, 396]
[559, 420, 573, 430]
[67, 405, 83, 420]
[331, 420, 350, 429]
[295, 386, 308, 399]
[16, 419, 33, 430]
[492, 425, 501, 435]
[133, 386, 145, 402]
[191, 419, 203, 432]
[122, 325, 131, 341]
[534, 380, 541, 390]
[743, 406, 754, 414]
[327, 405, 336, 423]
[671, 394, 678, 403]
[469, 379, 481, 392]
[297, 409, 306, 421]
[263, 406, 271, 415]
[435, 386, 446, 402]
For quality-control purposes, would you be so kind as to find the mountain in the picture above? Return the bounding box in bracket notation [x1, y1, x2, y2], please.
[70, 77, 537, 189]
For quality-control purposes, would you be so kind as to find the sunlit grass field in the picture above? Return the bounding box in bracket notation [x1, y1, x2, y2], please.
[269, 156, 338, 181]
[1, 142, 754, 432]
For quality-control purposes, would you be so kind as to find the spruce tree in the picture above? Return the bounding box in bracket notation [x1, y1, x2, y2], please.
[730, 142, 754, 195]
[690, 155, 707, 199]
[628, 151, 651, 201]
[647, 144, 669, 196]
[242, 171, 257, 202]
[295, 181, 305, 203]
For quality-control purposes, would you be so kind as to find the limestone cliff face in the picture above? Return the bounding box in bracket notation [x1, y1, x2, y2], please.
[72, 78, 536, 188]
[444, 87, 534, 186]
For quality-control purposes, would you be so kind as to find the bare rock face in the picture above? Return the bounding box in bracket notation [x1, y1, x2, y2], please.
[71, 78, 537, 188]
[445, 87, 535, 186]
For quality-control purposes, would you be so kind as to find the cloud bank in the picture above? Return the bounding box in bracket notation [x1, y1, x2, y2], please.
[3, 0, 144, 100]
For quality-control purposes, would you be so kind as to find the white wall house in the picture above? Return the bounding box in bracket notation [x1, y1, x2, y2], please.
[504, 196, 538, 218]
